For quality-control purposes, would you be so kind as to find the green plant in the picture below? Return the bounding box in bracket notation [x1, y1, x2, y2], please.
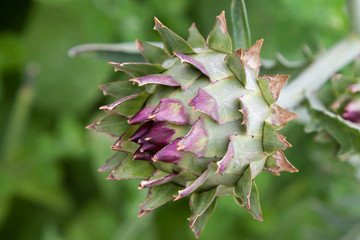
[70, 0, 360, 238]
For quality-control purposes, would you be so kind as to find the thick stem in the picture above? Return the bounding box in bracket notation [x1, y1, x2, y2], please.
[278, 35, 360, 109]
[347, 0, 360, 36]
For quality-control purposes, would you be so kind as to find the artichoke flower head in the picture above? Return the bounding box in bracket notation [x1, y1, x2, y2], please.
[88, 11, 298, 238]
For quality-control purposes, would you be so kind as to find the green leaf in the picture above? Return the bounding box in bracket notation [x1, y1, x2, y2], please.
[230, 0, 251, 49]
[206, 11, 232, 54]
[109, 62, 165, 78]
[86, 114, 129, 137]
[192, 51, 234, 82]
[154, 17, 195, 55]
[107, 154, 155, 180]
[136, 40, 169, 64]
[100, 91, 150, 118]
[263, 121, 289, 155]
[191, 197, 218, 238]
[233, 167, 252, 208]
[99, 79, 144, 99]
[138, 183, 182, 217]
[98, 151, 128, 172]
[189, 188, 217, 227]
[257, 77, 275, 105]
[235, 181, 263, 221]
[187, 23, 206, 48]
[257, 75, 288, 106]
[163, 59, 202, 90]
[225, 49, 246, 86]
[111, 125, 141, 154]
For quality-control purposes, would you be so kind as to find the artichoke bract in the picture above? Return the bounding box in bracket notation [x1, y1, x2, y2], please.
[88, 11, 298, 238]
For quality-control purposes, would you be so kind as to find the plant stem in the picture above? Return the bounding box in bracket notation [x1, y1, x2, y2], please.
[347, 0, 360, 36]
[1, 63, 38, 164]
[68, 42, 163, 57]
[231, 0, 251, 49]
[278, 35, 360, 109]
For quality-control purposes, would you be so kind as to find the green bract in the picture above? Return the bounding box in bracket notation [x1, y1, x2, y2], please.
[88, 12, 298, 238]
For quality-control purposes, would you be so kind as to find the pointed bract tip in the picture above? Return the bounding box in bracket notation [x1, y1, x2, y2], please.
[217, 10, 228, 34]
[138, 182, 145, 189]
[108, 61, 117, 66]
[97, 165, 108, 172]
[97, 85, 108, 96]
[231, 48, 244, 62]
[243, 40, 263, 73]
[129, 78, 142, 86]
[266, 151, 298, 175]
[177, 145, 186, 151]
[215, 162, 223, 175]
[106, 173, 115, 180]
[190, 22, 197, 29]
[153, 17, 163, 30]
[85, 123, 95, 130]
[278, 133, 292, 148]
[243, 200, 251, 209]
[137, 210, 148, 218]
[173, 194, 181, 201]
[272, 104, 299, 127]
[135, 39, 144, 52]
[107, 62, 119, 72]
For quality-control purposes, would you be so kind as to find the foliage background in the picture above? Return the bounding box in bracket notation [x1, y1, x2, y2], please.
[1, 0, 360, 239]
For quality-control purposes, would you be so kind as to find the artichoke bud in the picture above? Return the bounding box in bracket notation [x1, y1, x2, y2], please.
[88, 11, 298, 238]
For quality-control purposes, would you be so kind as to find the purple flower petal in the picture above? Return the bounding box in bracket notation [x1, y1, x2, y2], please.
[130, 74, 180, 87]
[129, 122, 153, 142]
[177, 116, 208, 158]
[149, 99, 188, 125]
[348, 83, 360, 93]
[343, 99, 360, 123]
[100, 93, 142, 112]
[216, 138, 234, 174]
[128, 106, 156, 125]
[152, 138, 184, 163]
[173, 52, 209, 77]
[133, 150, 153, 161]
[138, 173, 177, 189]
[142, 121, 176, 146]
[189, 88, 219, 122]
[174, 168, 209, 201]
[139, 142, 163, 154]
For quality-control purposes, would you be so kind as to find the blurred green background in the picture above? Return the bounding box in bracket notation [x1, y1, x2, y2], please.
[1, 0, 360, 239]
